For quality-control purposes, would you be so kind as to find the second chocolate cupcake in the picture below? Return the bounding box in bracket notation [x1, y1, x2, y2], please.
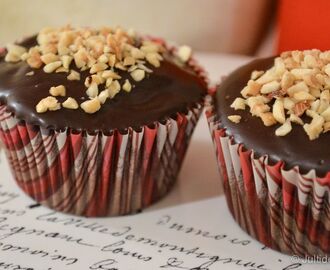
[208, 50, 330, 257]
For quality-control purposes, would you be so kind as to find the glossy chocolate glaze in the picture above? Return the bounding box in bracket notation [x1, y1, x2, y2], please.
[216, 57, 330, 177]
[0, 36, 207, 133]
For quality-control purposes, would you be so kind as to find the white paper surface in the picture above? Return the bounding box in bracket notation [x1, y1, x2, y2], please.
[0, 53, 327, 270]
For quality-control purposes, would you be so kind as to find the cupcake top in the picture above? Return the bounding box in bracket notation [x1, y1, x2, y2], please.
[215, 50, 330, 176]
[0, 26, 207, 132]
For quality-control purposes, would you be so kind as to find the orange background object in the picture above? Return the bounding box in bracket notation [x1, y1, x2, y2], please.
[277, 0, 330, 53]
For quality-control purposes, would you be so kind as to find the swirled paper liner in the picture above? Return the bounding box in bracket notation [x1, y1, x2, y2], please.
[0, 104, 202, 217]
[206, 95, 330, 257]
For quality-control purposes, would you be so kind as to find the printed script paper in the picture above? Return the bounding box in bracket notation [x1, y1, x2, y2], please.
[0, 153, 326, 270]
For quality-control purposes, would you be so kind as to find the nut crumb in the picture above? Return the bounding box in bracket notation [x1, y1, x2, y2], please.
[26, 71, 34, 76]
[228, 115, 241, 124]
[122, 79, 132, 92]
[62, 97, 78, 109]
[131, 69, 145, 81]
[49, 85, 66, 97]
[36, 96, 61, 113]
[43, 61, 62, 73]
[80, 98, 101, 114]
[67, 70, 80, 81]
[178, 45, 192, 63]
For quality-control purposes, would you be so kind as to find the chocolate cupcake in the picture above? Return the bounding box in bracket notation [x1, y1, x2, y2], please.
[207, 50, 330, 256]
[0, 26, 207, 216]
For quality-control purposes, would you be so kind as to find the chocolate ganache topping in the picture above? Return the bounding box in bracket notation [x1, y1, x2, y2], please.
[216, 57, 330, 177]
[0, 27, 207, 133]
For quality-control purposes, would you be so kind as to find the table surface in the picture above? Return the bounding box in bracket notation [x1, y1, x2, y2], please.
[0, 52, 326, 270]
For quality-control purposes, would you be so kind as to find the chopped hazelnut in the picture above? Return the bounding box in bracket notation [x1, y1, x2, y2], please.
[43, 61, 62, 73]
[86, 82, 99, 98]
[289, 114, 304, 125]
[67, 70, 81, 81]
[80, 98, 101, 114]
[108, 80, 121, 96]
[122, 79, 132, 92]
[36, 96, 61, 113]
[273, 99, 285, 124]
[230, 97, 246, 110]
[131, 69, 145, 81]
[177, 45, 192, 63]
[131, 48, 145, 59]
[259, 112, 277, 126]
[98, 90, 110, 104]
[146, 53, 162, 67]
[241, 80, 261, 97]
[123, 56, 135, 66]
[101, 70, 121, 79]
[5, 44, 27, 62]
[62, 97, 79, 109]
[303, 114, 324, 140]
[49, 85, 66, 97]
[260, 81, 280, 94]
[90, 62, 108, 74]
[251, 70, 264, 80]
[25, 71, 34, 76]
[61, 55, 73, 69]
[56, 67, 68, 73]
[228, 115, 241, 124]
[40, 53, 59, 64]
[275, 120, 292, 136]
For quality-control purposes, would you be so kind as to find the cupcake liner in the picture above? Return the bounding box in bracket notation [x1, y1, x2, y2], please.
[0, 104, 202, 217]
[206, 96, 330, 256]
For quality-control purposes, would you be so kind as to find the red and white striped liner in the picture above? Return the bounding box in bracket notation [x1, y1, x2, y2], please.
[206, 95, 330, 257]
[0, 104, 202, 216]
[0, 40, 208, 217]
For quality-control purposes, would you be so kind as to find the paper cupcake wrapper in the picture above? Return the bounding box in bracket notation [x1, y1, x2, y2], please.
[206, 96, 330, 257]
[0, 104, 202, 217]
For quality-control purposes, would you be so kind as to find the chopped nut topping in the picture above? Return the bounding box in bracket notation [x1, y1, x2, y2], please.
[26, 71, 34, 76]
[230, 97, 246, 110]
[146, 53, 162, 67]
[122, 79, 132, 92]
[232, 49, 330, 139]
[36, 96, 61, 113]
[177, 45, 192, 63]
[49, 85, 66, 97]
[251, 70, 264, 80]
[67, 70, 80, 81]
[108, 80, 121, 96]
[43, 61, 62, 73]
[80, 98, 101, 114]
[260, 112, 277, 126]
[56, 67, 68, 73]
[90, 62, 108, 74]
[62, 97, 79, 109]
[40, 53, 59, 64]
[131, 69, 145, 81]
[101, 70, 121, 80]
[5, 26, 193, 114]
[228, 115, 241, 124]
[98, 90, 110, 104]
[275, 120, 292, 136]
[86, 82, 99, 98]
[61, 55, 73, 69]
[5, 45, 27, 62]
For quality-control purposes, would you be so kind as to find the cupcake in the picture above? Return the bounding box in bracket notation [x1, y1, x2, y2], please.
[0, 26, 207, 217]
[207, 50, 330, 256]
